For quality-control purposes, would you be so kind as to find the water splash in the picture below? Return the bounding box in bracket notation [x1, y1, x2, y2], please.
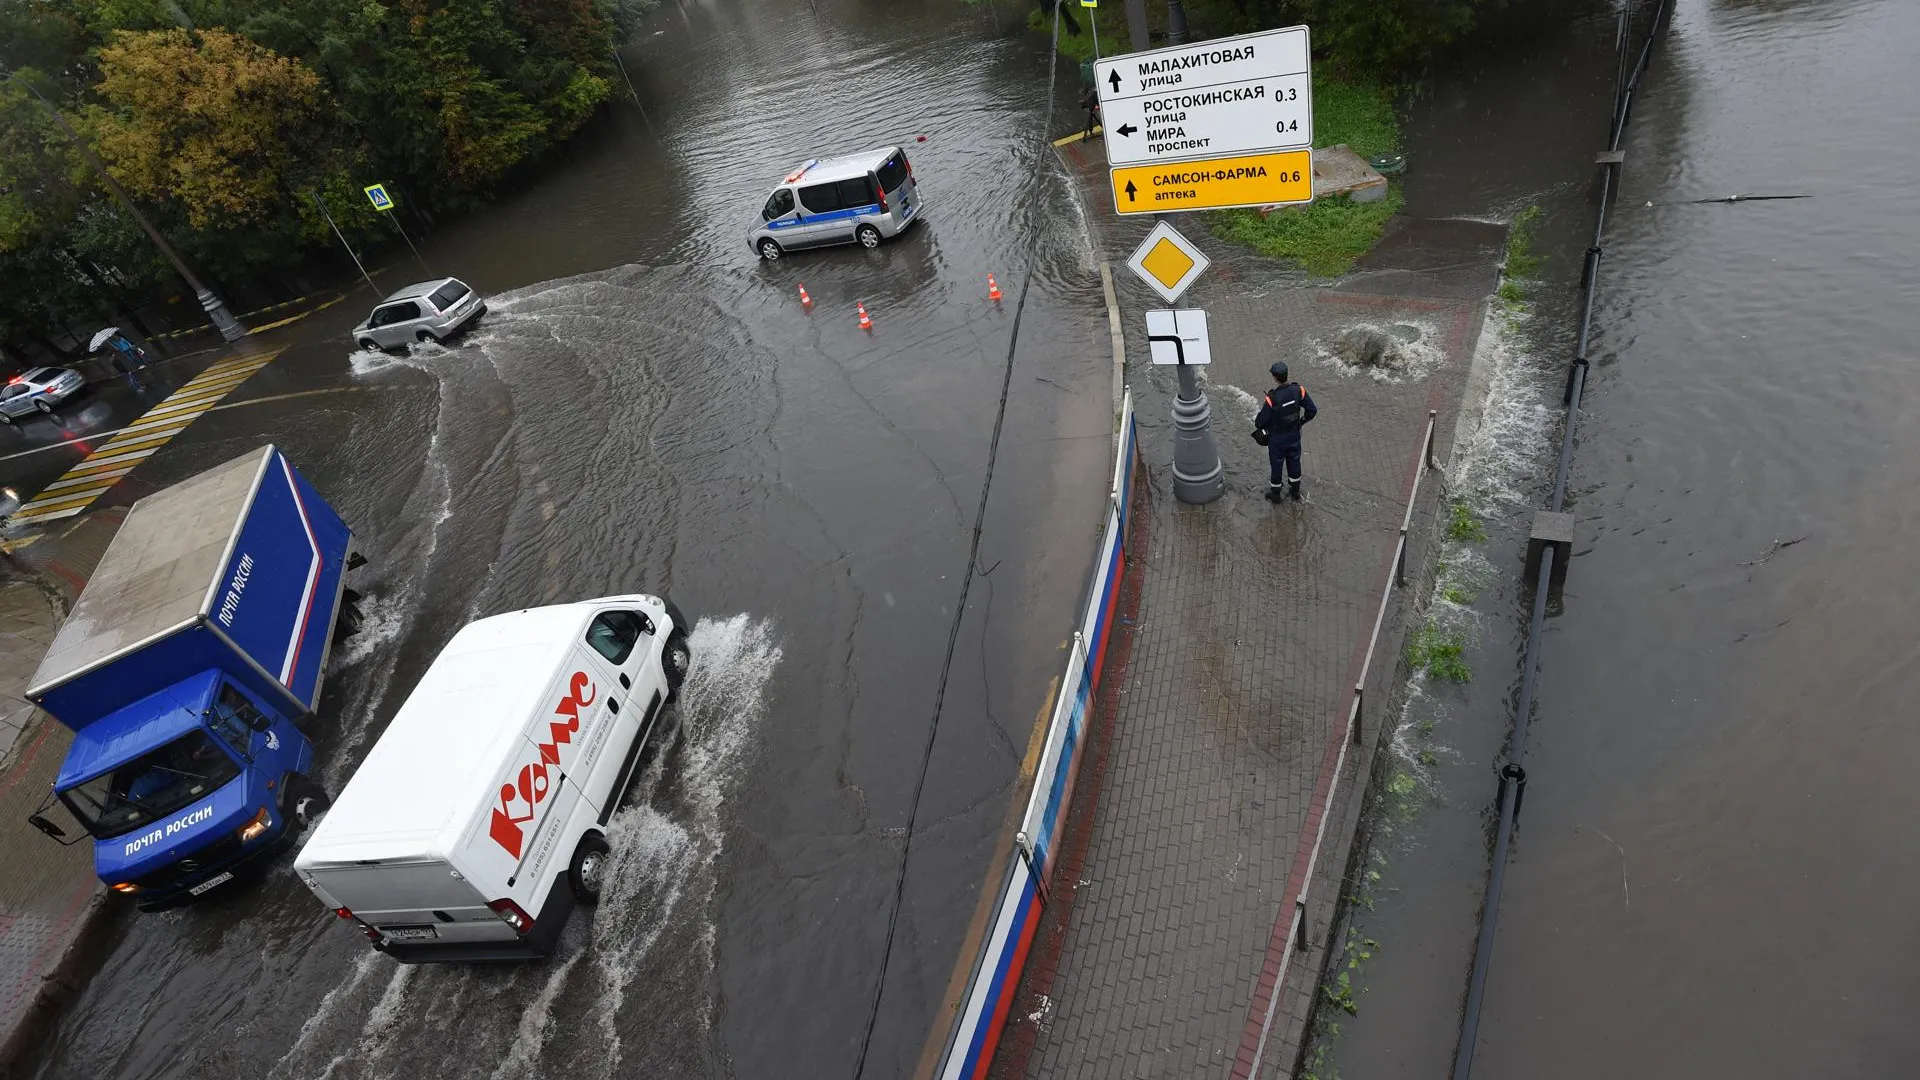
[1309, 320, 1449, 383]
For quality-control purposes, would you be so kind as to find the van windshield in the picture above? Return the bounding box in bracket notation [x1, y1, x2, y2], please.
[62, 729, 241, 839]
[876, 153, 909, 194]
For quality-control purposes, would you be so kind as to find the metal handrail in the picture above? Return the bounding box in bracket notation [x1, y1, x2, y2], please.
[1449, 3, 1675, 1076]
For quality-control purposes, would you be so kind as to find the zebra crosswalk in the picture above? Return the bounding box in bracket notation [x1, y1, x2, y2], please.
[8, 350, 282, 525]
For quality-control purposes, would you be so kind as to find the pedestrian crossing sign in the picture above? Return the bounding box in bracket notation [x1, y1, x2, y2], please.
[1080, 0, 1097, 7]
[364, 184, 395, 212]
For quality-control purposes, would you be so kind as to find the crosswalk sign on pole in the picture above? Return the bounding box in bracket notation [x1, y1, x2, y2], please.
[364, 184, 395, 212]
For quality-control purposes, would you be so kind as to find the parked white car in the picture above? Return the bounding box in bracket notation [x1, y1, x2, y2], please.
[0, 366, 84, 424]
[294, 594, 691, 962]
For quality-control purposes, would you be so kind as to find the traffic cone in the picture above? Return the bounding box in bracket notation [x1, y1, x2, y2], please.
[857, 302, 872, 331]
[798, 283, 813, 308]
[987, 274, 1003, 302]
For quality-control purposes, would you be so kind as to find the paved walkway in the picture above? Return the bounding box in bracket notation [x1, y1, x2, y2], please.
[0, 515, 128, 1069]
[994, 140, 1504, 1079]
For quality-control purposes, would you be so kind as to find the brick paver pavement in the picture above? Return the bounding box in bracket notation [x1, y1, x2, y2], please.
[0, 514, 128, 1067]
[994, 139, 1503, 1079]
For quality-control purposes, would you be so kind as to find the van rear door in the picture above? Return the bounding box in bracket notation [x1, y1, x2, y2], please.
[303, 858, 512, 947]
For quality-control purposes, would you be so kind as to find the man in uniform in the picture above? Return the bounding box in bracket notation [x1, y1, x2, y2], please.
[1254, 362, 1318, 502]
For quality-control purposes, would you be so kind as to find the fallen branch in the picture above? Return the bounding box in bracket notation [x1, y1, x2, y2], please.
[1738, 535, 1808, 567]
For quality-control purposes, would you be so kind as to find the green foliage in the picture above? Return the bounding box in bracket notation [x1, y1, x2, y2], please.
[1206, 74, 1401, 275]
[1505, 204, 1542, 279]
[1406, 624, 1471, 683]
[0, 0, 624, 349]
[1446, 497, 1487, 542]
[1311, 76, 1399, 158]
[1210, 185, 1401, 277]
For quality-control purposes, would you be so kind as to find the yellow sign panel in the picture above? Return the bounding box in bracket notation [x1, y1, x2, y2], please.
[1139, 237, 1196, 291]
[1110, 149, 1314, 215]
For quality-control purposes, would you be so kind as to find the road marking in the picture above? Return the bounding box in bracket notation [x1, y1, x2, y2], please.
[8, 350, 282, 525]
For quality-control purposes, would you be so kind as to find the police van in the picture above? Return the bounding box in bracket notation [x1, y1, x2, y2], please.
[293, 595, 691, 962]
[749, 146, 921, 260]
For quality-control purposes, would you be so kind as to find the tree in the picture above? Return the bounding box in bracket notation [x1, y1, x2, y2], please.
[88, 29, 340, 228]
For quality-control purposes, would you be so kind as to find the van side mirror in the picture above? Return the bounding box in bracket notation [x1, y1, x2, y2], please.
[28, 813, 66, 841]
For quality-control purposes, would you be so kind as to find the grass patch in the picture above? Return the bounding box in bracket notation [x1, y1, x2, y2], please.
[1497, 204, 1542, 311]
[1440, 581, 1477, 605]
[1027, 4, 1132, 64]
[1210, 186, 1403, 276]
[1406, 624, 1471, 683]
[1445, 496, 1487, 543]
[1206, 75, 1401, 275]
[1504, 204, 1542, 278]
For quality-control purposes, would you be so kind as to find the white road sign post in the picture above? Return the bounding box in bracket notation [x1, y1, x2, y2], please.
[1145, 309, 1211, 366]
[1096, 25, 1316, 215]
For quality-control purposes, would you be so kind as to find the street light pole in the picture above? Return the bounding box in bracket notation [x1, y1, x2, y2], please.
[3, 69, 246, 342]
[1148, 316, 1224, 504]
[1165, 0, 1189, 45]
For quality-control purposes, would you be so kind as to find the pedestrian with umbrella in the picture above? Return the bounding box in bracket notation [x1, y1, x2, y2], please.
[91, 327, 148, 389]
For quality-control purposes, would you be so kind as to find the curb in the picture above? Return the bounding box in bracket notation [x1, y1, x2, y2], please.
[0, 890, 113, 1077]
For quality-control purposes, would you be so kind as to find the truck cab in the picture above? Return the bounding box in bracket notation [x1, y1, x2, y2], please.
[55, 671, 322, 909]
[24, 445, 360, 912]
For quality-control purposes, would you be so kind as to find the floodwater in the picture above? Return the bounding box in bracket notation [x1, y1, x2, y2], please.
[1328, 1, 1920, 1078]
[15, 0, 1113, 1077]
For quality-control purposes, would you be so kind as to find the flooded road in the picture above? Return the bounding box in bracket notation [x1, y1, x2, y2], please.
[14, 0, 1111, 1077]
[1329, 1, 1920, 1077]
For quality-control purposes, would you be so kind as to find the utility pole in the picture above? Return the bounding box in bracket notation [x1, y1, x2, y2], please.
[1124, 0, 1149, 50]
[2, 68, 246, 342]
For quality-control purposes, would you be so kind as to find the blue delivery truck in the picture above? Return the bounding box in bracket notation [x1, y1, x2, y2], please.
[24, 445, 363, 911]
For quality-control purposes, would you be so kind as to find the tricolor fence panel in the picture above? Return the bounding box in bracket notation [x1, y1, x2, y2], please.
[936, 391, 1141, 1080]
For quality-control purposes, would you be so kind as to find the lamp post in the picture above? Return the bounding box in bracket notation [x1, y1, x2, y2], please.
[2, 68, 245, 342]
[1165, 0, 1189, 45]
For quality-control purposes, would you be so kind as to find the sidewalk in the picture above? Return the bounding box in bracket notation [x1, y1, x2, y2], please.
[0, 517, 127, 1070]
[994, 142, 1505, 1078]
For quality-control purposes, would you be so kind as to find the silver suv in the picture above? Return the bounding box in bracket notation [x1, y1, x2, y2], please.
[353, 278, 487, 352]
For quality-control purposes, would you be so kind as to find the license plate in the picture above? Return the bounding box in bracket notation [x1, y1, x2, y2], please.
[383, 925, 439, 942]
[188, 871, 234, 896]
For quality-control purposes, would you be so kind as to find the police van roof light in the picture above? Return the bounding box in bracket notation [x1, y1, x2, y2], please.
[784, 159, 820, 184]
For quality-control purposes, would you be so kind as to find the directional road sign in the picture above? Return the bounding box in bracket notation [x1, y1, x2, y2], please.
[1095, 26, 1311, 168]
[1126, 221, 1210, 304]
[1096, 25, 1317, 215]
[1111, 148, 1314, 215]
[1145, 309, 1211, 366]
[364, 184, 395, 212]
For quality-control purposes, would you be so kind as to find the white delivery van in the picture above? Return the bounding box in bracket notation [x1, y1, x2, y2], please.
[294, 594, 692, 962]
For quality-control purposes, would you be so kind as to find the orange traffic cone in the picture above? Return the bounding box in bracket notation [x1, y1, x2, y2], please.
[987, 274, 1003, 302]
[798, 283, 813, 308]
[857, 302, 873, 331]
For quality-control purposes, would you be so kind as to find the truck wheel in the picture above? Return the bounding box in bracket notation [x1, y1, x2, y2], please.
[663, 631, 692, 702]
[568, 833, 611, 905]
[288, 776, 332, 830]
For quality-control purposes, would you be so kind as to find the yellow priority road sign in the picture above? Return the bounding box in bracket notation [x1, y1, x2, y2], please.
[1110, 148, 1313, 215]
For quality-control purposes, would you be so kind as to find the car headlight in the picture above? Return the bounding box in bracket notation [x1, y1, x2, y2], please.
[238, 807, 272, 842]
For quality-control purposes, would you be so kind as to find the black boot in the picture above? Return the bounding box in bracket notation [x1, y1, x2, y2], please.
[1266, 485, 1286, 503]
[1288, 480, 1302, 502]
